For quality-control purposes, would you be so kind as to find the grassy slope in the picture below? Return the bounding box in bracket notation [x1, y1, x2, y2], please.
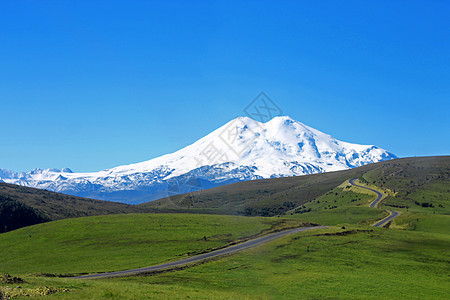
[3, 225, 448, 299]
[0, 182, 146, 232]
[141, 156, 450, 217]
[118, 227, 448, 299]
[1, 209, 448, 298]
[284, 180, 387, 226]
[141, 165, 375, 215]
[360, 156, 450, 214]
[0, 213, 309, 275]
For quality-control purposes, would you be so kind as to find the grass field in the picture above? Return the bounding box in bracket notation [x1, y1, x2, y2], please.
[289, 206, 388, 226]
[118, 227, 448, 299]
[286, 183, 388, 226]
[0, 213, 309, 275]
[2, 224, 448, 299]
[391, 211, 450, 234]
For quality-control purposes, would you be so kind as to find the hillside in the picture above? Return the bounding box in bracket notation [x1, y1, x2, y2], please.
[0, 212, 448, 299]
[2, 156, 448, 232]
[360, 156, 450, 214]
[142, 156, 450, 216]
[0, 214, 307, 275]
[0, 182, 145, 233]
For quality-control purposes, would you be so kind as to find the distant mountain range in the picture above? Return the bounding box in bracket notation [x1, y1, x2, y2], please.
[0, 116, 396, 204]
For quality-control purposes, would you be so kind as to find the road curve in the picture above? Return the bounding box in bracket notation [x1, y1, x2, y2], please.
[349, 178, 383, 208]
[71, 225, 327, 279]
[349, 178, 399, 227]
[372, 210, 400, 227]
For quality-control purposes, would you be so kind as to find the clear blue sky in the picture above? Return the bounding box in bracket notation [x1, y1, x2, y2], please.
[1, 0, 449, 172]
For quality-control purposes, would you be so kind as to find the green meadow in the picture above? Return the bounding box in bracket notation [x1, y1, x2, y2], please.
[0, 213, 309, 275]
[286, 183, 388, 226]
[1, 222, 448, 299]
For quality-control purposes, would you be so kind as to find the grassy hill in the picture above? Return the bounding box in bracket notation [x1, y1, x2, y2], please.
[140, 165, 373, 215]
[359, 156, 450, 214]
[0, 182, 145, 233]
[0, 214, 448, 299]
[0, 213, 309, 275]
[286, 182, 388, 226]
[141, 156, 450, 217]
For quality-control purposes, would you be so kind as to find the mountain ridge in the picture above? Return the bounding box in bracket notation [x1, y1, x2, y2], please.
[0, 116, 396, 203]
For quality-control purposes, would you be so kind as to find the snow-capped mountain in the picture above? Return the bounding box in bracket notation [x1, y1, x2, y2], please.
[0, 116, 397, 204]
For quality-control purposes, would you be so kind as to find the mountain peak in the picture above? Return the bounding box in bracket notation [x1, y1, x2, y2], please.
[265, 115, 301, 129]
[0, 116, 397, 204]
[233, 115, 295, 124]
[267, 115, 295, 122]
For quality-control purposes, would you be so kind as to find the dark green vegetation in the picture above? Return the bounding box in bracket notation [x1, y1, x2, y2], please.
[142, 156, 450, 217]
[0, 182, 146, 233]
[0, 197, 49, 234]
[0, 274, 24, 284]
